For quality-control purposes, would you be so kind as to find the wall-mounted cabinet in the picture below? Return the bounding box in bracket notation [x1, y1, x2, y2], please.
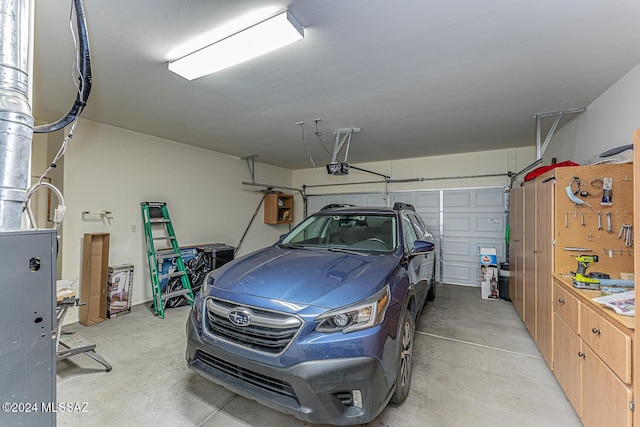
[264, 194, 294, 225]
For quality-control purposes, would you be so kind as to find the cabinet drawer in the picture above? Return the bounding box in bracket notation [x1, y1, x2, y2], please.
[579, 304, 632, 384]
[553, 283, 579, 332]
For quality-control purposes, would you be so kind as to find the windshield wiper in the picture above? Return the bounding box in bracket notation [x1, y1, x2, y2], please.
[277, 243, 312, 250]
[326, 247, 364, 255]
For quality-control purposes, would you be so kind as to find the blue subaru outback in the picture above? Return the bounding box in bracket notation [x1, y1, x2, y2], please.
[186, 203, 436, 425]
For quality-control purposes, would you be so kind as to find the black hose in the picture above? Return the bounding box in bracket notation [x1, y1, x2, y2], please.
[235, 188, 271, 255]
[34, 0, 92, 133]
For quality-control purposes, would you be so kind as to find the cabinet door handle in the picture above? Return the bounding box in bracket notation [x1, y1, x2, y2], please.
[558, 298, 566, 304]
[578, 352, 586, 359]
[591, 328, 601, 335]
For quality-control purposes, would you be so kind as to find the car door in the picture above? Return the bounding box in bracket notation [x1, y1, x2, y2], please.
[405, 213, 435, 305]
[402, 213, 427, 305]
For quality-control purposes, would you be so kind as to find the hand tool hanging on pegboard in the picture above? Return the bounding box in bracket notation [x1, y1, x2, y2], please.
[617, 223, 633, 247]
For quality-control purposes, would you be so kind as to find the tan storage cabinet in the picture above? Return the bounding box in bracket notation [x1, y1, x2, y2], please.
[510, 160, 636, 427]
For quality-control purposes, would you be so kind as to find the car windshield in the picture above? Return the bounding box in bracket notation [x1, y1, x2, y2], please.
[281, 213, 397, 252]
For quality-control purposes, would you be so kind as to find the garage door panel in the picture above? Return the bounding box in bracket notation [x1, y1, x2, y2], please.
[413, 192, 440, 214]
[442, 261, 477, 285]
[421, 214, 440, 237]
[308, 193, 387, 215]
[443, 262, 490, 286]
[475, 215, 505, 233]
[475, 190, 505, 209]
[306, 198, 325, 215]
[444, 188, 506, 213]
[442, 237, 505, 260]
[443, 216, 471, 233]
[442, 238, 473, 259]
[444, 213, 505, 236]
[345, 193, 387, 207]
[307, 195, 346, 215]
[443, 191, 470, 210]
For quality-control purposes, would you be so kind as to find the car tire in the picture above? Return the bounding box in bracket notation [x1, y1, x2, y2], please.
[390, 309, 415, 405]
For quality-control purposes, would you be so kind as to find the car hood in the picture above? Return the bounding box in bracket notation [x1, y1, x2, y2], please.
[210, 246, 400, 309]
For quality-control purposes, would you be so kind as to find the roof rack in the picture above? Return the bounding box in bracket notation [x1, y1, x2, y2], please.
[392, 202, 415, 212]
[320, 203, 356, 211]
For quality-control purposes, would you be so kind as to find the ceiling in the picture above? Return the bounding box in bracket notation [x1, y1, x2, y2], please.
[32, 0, 640, 170]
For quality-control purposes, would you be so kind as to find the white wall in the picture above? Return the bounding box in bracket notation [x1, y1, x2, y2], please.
[543, 63, 640, 163]
[56, 119, 292, 323]
[293, 146, 536, 220]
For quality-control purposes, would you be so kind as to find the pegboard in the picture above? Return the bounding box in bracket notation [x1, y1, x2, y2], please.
[554, 163, 634, 277]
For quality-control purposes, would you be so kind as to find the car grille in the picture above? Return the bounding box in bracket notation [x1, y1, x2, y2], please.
[194, 350, 298, 403]
[205, 298, 302, 355]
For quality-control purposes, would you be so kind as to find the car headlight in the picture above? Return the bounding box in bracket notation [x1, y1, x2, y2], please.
[315, 286, 390, 333]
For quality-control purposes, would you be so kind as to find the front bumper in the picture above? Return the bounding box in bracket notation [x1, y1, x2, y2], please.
[186, 311, 393, 425]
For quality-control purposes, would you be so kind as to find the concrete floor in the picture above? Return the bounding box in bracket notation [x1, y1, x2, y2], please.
[57, 284, 582, 427]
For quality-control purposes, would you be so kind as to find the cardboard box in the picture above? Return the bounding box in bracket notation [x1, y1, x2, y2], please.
[158, 247, 198, 290]
[480, 247, 499, 300]
[158, 244, 235, 291]
[80, 233, 109, 325]
[479, 248, 497, 266]
[107, 264, 134, 318]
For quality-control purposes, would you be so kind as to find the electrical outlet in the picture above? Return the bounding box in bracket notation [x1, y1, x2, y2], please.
[130, 224, 136, 233]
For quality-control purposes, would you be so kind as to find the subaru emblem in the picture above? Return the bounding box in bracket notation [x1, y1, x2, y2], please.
[227, 308, 252, 326]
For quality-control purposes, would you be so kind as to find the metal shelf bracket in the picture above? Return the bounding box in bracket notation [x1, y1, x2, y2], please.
[534, 107, 585, 159]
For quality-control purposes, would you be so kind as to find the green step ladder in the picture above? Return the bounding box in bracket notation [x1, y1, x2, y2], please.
[140, 202, 194, 318]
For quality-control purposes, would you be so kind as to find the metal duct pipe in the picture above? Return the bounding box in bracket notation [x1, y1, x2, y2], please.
[0, 0, 34, 230]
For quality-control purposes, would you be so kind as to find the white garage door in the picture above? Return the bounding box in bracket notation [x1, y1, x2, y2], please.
[306, 193, 388, 215]
[438, 188, 507, 285]
[306, 186, 507, 286]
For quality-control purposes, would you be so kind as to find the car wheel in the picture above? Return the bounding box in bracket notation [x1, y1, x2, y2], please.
[391, 309, 415, 404]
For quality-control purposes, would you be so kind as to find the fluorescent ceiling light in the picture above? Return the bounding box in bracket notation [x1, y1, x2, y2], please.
[169, 10, 304, 80]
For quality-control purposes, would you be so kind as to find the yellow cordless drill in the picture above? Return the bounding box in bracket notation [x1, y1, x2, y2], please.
[572, 255, 600, 290]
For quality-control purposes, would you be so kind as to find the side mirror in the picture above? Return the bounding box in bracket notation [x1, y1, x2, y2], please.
[412, 240, 435, 255]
